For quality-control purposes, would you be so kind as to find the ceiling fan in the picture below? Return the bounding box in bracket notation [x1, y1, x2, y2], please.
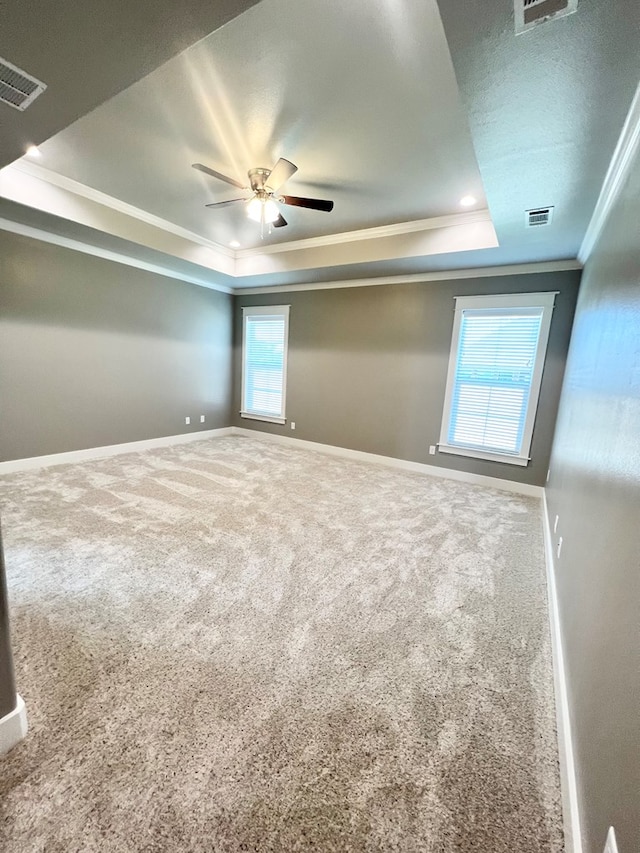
[192, 158, 334, 231]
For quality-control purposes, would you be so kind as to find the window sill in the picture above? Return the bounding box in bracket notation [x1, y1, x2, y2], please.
[240, 412, 286, 425]
[437, 444, 530, 467]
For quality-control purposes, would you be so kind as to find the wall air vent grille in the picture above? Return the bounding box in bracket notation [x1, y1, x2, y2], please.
[526, 207, 554, 227]
[515, 0, 578, 34]
[0, 56, 47, 111]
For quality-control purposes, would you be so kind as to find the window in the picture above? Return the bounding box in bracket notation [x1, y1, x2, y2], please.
[241, 305, 290, 424]
[438, 292, 556, 466]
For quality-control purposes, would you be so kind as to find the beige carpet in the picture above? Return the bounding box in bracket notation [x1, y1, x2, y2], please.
[0, 436, 562, 852]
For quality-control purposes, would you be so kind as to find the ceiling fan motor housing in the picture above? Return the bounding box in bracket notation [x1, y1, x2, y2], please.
[193, 159, 333, 225]
[249, 167, 272, 193]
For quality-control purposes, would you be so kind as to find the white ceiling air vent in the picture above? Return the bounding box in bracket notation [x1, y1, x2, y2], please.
[0, 56, 47, 111]
[526, 207, 554, 227]
[515, 0, 578, 35]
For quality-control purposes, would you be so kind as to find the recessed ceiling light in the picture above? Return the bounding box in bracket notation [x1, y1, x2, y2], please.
[25, 145, 41, 158]
[229, 240, 241, 248]
[460, 195, 476, 207]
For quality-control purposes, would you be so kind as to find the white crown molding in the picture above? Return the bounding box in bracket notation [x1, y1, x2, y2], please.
[579, 81, 640, 264]
[235, 209, 492, 258]
[0, 180, 579, 297]
[3, 162, 499, 280]
[234, 259, 582, 295]
[9, 161, 492, 266]
[0, 217, 234, 294]
[12, 160, 236, 259]
[1, 162, 581, 292]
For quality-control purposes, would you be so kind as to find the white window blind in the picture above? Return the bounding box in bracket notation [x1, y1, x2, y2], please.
[438, 293, 556, 466]
[241, 306, 289, 424]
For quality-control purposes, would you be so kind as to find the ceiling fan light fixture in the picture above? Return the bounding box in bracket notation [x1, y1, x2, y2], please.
[194, 159, 334, 231]
[263, 199, 280, 223]
[247, 196, 280, 224]
[247, 197, 263, 222]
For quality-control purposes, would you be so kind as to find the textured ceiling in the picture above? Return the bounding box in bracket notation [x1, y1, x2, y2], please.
[26, 0, 486, 250]
[0, 0, 262, 170]
[1, 0, 639, 289]
[435, 0, 640, 268]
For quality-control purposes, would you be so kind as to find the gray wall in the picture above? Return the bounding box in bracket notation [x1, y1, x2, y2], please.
[0, 231, 233, 462]
[0, 524, 17, 719]
[546, 146, 640, 850]
[234, 270, 580, 486]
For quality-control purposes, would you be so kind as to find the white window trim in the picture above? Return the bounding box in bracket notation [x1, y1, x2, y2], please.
[438, 291, 558, 466]
[240, 305, 290, 424]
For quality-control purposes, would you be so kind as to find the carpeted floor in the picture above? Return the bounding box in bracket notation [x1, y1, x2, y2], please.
[0, 436, 562, 852]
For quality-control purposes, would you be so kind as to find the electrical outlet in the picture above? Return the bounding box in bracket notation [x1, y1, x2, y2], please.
[429, 445, 436, 455]
[291, 422, 296, 430]
[200, 415, 205, 423]
[557, 537, 563, 559]
[554, 515, 559, 533]
[547, 468, 551, 483]
[604, 826, 618, 853]
[185, 416, 190, 425]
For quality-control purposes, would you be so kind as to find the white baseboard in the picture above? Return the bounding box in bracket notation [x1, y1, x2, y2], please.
[542, 491, 583, 853]
[1, 424, 545, 497]
[604, 826, 619, 853]
[0, 428, 234, 475]
[231, 427, 544, 497]
[0, 695, 28, 755]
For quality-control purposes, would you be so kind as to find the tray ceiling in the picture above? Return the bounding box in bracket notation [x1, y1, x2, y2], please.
[0, 0, 639, 289]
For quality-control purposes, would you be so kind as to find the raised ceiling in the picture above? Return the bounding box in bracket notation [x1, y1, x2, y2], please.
[0, 0, 639, 290]
[0, 0, 262, 169]
[20, 0, 487, 247]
